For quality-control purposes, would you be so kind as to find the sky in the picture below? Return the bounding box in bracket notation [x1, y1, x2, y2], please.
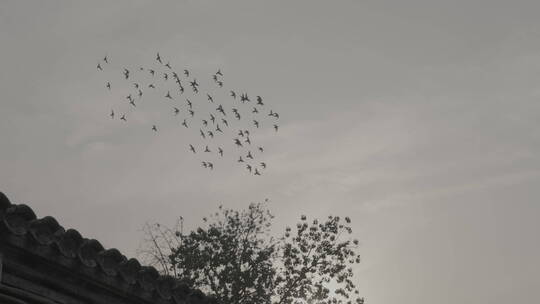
[1, 1, 539, 303]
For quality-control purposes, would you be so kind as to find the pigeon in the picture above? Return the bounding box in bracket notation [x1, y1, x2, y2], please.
[207, 162, 214, 170]
[221, 118, 228, 127]
[149, 84, 156, 89]
[240, 93, 250, 103]
[202, 162, 208, 168]
[189, 109, 194, 117]
[238, 130, 244, 137]
[186, 99, 192, 109]
[133, 83, 139, 89]
[210, 114, 215, 124]
[138, 89, 143, 98]
[216, 124, 223, 133]
[164, 73, 169, 81]
[207, 131, 214, 138]
[103, 55, 108, 63]
[246, 164, 252, 173]
[126, 94, 133, 101]
[217, 81, 223, 87]
[252, 107, 258, 114]
[212, 74, 218, 82]
[165, 62, 172, 69]
[202, 119, 208, 127]
[200, 129, 206, 138]
[129, 100, 136, 107]
[189, 144, 196, 153]
[216, 105, 225, 116]
[149, 69, 155, 76]
[234, 112, 241, 120]
[245, 137, 251, 145]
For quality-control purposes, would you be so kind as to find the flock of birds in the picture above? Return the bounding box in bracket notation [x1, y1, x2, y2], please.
[97, 53, 280, 176]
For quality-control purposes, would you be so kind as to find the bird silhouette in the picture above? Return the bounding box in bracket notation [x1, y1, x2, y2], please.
[133, 83, 139, 89]
[253, 120, 260, 128]
[149, 69, 155, 76]
[184, 69, 189, 77]
[174, 107, 180, 115]
[189, 144, 196, 153]
[230, 91, 236, 99]
[258, 147, 264, 153]
[245, 137, 251, 145]
[120, 114, 127, 121]
[152, 125, 158, 132]
[221, 118, 228, 127]
[186, 99, 192, 109]
[165, 62, 172, 69]
[240, 93, 250, 103]
[246, 151, 253, 159]
[217, 81, 223, 87]
[165, 91, 172, 99]
[216, 124, 223, 133]
[106, 82, 111, 90]
[235, 112, 241, 120]
[252, 107, 258, 114]
[202, 162, 208, 168]
[110, 110, 114, 119]
[212, 74, 218, 82]
[260, 162, 266, 169]
[149, 83, 156, 89]
[123, 68, 129, 79]
[234, 138, 243, 147]
[189, 110, 194, 117]
[200, 129, 206, 138]
[156, 53, 162, 63]
[216, 69, 223, 76]
[97, 63, 103, 71]
[246, 164, 252, 173]
[164, 73, 169, 81]
[182, 119, 188, 128]
[254, 168, 261, 176]
[238, 156, 244, 162]
[207, 131, 214, 138]
[207, 162, 214, 170]
[207, 94, 214, 103]
[238, 130, 244, 137]
[103, 56, 108, 63]
[216, 105, 225, 116]
[218, 147, 223, 156]
[210, 114, 216, 124]
[274, 124, 279, 132]
[138, 89, 143, 98]
[204, 145, 211, 152]
[256, 96, 264, 105]
[129, 100, 136, 107]
[202, 119, 208, 127]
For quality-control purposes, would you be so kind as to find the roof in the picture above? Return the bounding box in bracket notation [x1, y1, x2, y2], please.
[0, 191, 216, 304]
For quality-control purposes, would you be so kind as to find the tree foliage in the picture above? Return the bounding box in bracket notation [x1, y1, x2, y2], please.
[139, 202, 364, 304]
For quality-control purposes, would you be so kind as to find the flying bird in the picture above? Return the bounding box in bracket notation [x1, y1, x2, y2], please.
[202, 119, 208, 127]
[120, 114, 127, 121]
[217, 81, 223, 87]
[216, 105, 225, 116]
[254, 168, 261, 176]
[216, 69, 223, 76]
[230, 91, 236, 99]
[234, 138, 243, 147]
[149, 69, 155, 76]
[207, 94, 214, 103]
[184, 69, 189, 77]
[97, 63, 103, 71]
[258, 146, 264, 153]
[189, 109, 194, 117]
[163, 73, 169, 81]
[216, 124, 222, 133]
[245, 137, 251, 145]
[200, 129, 206, 138]
[165, 91, 172, 99]
[210, 114, 215, 124]
[149, 84, 156, 89]
[260, 162, 266, 169]
[152, 125, 158, 132]
[186, 99, 192, 109]
[174, 107, 180, 115]
[274, 124, 279, 132]
[103, 56, 108, 63]
[106, 82, 111, 90]
[110, 110, 114, 119]
[218, 147, 223, 157]
[182, 119, 188, 128]
[253, 120, 260, 128]
[221, 118, 228, 127]
[189, 144, 196, 153]
[156, 52, 162, 63]
[123, 68, 129, 79]
[252, 107, 258, 114]
[246, 164, 252, 173]
[204, 145, 211, 152]
[246, 151, 253, 159]
[165, 62, 172, 69]
[238, 156, 244, 162]
[207, 131, 214, 138]
[256, 96, 264, 105]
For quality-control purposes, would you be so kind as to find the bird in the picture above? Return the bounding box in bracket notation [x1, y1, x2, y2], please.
[246, 164, 252, 173]
[174, 107, 180, 115]
[254, 168, 261, 176]
[202, 162, 208, 168]
[207, 94, 214, 103]
[103, 55, 108, 63]
[246, 151, 253, 159]
[256, 96, 264, 105]
[123, 68, 129, 79]
[190, 79, 199, 88]
[210, 114, 215, 124]
[234, 138, 243, 147]
[182, 119, 188, 128]
[156, 52, 162, 63]
[207, 162, 214, 170]
[152, 125, 158, 132]
[178, 84, 184, 94]
[273, 112, 280, 119]
[234, 112, 241, 120]
[172, 72, 179, 79]
[149, 69, 155, 76]
[221, 118, 228, 127]
[274, 124, 279, 132]
[245, 137, 251, 145]
[120, 114, 127, 121]
[212, 74, 218, 82]
[260, 162, 266, 169]
[126, 94, 133, 101]
[230, 90, 236, 99]
[110, 110, 114, 119]
[97, 63, 103, 71]
[240, 93, 250, 103]
[258, 146, 264, 153]
[149, 83, 156, 89]
[129, 100, 136, 107]
[200, 129, 206, 138]
[165, 91, 172, 99]
[202, 119, 208, 127]
[138, 89, 143, 98]
[184, 69, 189, 77]
[218, 147, 223, 157]
[238, 156, 244, 162]
[106, 82, 111, 90]
[189, 109, 194, 117]
[189, 144, 196, 153]
[133, 83, 139, 89]
[204, 145, 211, 152]
[186, 99, 192, 109]
[216, 69, 223, 76]
[252, 107, 258, 114]
[207, 131, 214, 138]
[163, 73, 169, 81]
[238, 130, 244, 137]
[244, 130, 250, 136]
[217, 81, 223, 87]
[253, 120, 260, 128]
[165, 62, 172, 69]
[216, 124, 223, 133]
[216, 105, 225, 116]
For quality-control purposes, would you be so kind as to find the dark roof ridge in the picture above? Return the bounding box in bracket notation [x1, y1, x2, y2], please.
[0, 192, 217, 304]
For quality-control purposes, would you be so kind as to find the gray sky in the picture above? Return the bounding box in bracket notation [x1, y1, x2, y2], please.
[1, 1, 539, 303]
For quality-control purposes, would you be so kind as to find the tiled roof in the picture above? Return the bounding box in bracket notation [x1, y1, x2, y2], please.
[0, 192, 216, 304]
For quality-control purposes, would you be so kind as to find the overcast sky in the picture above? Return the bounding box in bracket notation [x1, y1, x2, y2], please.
[1, 1, 539, 303]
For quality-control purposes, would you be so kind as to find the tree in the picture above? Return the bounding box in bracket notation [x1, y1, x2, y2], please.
[139, 202, 364, 304]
